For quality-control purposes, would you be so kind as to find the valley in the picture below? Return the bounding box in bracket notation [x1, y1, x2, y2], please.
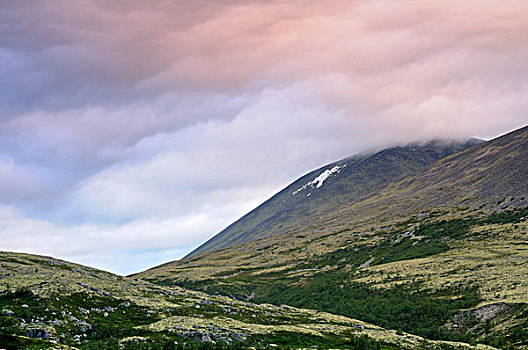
[0, 252, 490, 349]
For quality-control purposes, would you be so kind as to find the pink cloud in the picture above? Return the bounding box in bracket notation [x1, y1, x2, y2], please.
[1, 0, 528, 272]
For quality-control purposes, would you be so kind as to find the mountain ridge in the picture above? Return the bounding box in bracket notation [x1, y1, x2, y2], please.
[187, 138, 482, 258]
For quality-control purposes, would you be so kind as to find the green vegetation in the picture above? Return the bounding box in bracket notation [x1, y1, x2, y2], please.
[4, 252, 471, 350]
[274, 218, 474, 273]
[81, 332, 392, 350]
[256, 277, 480, 342]
[484, 207, 528, 225]
[137, 127, 528, 348]
[162, 209, 528, 348]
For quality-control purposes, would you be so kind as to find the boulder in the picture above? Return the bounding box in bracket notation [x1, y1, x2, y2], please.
[2, 309, 14, 316]
[231, 332, 246, 342]
[194, 331, 213, 342]
[26, 328, 49, 340]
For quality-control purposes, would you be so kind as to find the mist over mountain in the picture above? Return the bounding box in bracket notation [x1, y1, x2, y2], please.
[187, 138, 482, 257]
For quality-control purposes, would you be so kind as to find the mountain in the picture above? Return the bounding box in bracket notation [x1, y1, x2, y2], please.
[138, 125, 528, 349]
[0, 251, 490, 350]
[187, 139, 482, 257]
[4, 126, 528, 349]
[301, 125, 528, 234]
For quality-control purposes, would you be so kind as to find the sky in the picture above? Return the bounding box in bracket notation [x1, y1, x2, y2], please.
[1, 0, 527, 275]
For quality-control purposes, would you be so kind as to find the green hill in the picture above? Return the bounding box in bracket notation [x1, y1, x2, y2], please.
[0, 251, 490, 350]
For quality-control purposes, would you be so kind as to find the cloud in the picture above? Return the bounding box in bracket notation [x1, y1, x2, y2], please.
[0, 205, 246, 274]
[0, 0, 527, 273]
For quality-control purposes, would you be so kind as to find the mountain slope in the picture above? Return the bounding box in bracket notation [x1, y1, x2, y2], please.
[0, 251, 491, 350]
[306, 125, 528, 234]
[188, 139, 481, 257]
[138, 125, 528, 349]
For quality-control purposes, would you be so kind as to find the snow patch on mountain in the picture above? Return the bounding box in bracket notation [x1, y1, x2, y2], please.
[292, 165, 344, 195]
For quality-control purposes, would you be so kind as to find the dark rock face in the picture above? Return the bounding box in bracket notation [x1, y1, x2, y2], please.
[448, 302, 517, 334]
[26, 328, 49, 340]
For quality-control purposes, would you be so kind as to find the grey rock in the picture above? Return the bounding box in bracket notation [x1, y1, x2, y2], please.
[2, 309, 14, 316]
[194, 331, 213, 342]
[26, 328, 49, 340]
[231, 332, 246, 342]
[50, 319, 63, 326]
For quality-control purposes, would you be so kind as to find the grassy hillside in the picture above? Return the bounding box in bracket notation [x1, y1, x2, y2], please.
[188, 139, 481, 257]
[138, 126, 528, 349]
[0, 251, 491, 350]
[138, 209, 528, 348]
